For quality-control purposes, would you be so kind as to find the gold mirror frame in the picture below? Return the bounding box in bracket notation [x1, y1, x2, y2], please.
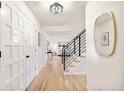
[94, 12, 116, 56]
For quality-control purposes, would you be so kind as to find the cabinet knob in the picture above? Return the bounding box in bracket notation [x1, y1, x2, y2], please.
[26, 55, 30, 58]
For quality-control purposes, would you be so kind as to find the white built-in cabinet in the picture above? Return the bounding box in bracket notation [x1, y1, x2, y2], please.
[0, 2, 42, 90]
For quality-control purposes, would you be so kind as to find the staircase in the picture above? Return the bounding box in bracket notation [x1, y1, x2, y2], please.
[62, 29, 86, 72]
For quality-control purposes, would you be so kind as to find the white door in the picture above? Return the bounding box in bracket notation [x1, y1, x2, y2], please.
[16, 7, 26, 91]
[25, 21, 37, 88]
[1, 2, 13, 90]
[0, 1, 2, 90]
[0, 1, 39, 90]
[1, 2, 26, 90]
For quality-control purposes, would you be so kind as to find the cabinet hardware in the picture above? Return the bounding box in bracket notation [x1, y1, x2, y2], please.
[0, 51, 1, 58]
[0, 2, 1, 8]
[26, 55, 30, 58]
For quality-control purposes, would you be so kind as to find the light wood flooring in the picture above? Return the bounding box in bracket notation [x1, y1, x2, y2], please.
[26, 57, 87, 91]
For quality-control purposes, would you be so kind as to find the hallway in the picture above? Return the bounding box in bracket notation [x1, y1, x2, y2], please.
[1, 1, 124, 91]
[27, 57, 87, 91]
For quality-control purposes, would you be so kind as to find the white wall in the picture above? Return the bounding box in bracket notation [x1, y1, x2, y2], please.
[86, 1, 124, 90]
[41, 32, 49, 66]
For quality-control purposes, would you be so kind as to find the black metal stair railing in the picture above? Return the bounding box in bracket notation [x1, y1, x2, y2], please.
[62, 29, 86, 70]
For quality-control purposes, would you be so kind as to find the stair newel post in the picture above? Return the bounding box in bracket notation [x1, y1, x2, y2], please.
[79, 36, 81, 56]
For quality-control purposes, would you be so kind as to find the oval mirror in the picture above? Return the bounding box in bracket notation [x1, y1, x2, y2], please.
[94, 12, 116, 56]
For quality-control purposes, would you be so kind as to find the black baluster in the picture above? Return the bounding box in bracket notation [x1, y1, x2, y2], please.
[74, 38, 76, 54]
[63, 49, 65, 70]
[79, 36, 81, 56]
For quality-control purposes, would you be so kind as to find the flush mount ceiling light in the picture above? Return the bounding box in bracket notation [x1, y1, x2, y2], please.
[42, 1, 72, 13]
[50, 2, 63, 14]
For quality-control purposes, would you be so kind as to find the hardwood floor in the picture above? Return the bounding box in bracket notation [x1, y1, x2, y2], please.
[26, 57, 87, 91]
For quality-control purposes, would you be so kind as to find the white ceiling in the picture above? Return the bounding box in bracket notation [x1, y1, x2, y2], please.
[26, 1, 86, 27]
